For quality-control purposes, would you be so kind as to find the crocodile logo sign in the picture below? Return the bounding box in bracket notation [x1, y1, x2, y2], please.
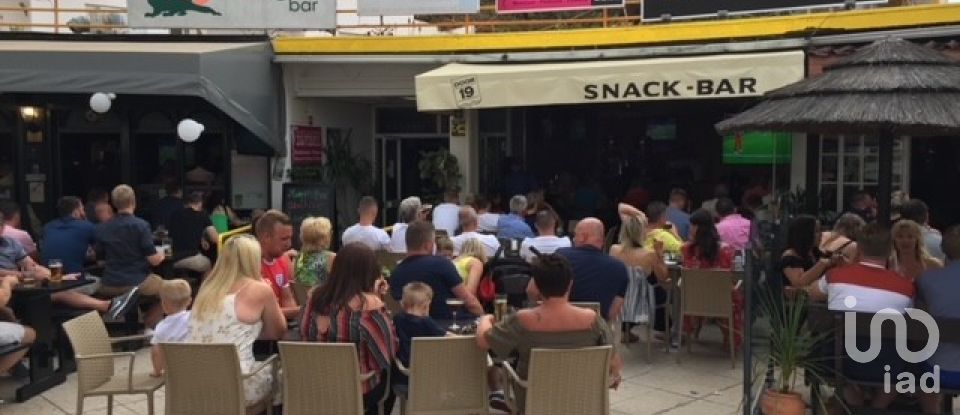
[144, 0, 221, 17]
[128, 0, 335, 29]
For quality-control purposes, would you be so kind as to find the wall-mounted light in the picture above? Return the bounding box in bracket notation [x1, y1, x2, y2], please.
[20, 106, 39, 122]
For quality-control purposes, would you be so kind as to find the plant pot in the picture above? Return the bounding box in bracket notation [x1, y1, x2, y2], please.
[760, 389, 805, 415]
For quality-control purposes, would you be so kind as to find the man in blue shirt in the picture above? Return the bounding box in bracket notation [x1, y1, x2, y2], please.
[666, 188, 691, 241]
[95, 185, 166, 326]
[389, 221, 483, 320]
[554, 218, 629, 322]
[497, 195, 534, 240]
[42, 196, 96, 274]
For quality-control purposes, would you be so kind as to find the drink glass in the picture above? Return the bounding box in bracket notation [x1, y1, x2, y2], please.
[49, 259, 63, 284]
[494, 295, 509, 322]
[446, 298, 465, 332]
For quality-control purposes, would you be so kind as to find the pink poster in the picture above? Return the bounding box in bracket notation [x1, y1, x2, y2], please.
[497, 0, 622, 13]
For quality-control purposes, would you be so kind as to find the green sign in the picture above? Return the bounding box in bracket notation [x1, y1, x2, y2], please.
[722, 131, 792, 165]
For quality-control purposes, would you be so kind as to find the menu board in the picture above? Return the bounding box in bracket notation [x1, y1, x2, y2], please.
[282, 183, 336, 247]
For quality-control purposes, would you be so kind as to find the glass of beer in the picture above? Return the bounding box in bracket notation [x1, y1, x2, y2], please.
[446, 298, 465, 332]
[495, 295, 509, 322]
[48, 259, 63, 284]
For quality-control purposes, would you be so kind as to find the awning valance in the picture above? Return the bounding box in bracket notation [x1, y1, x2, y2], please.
[0, 40, 282, 155]
[415, 50, 805, 111]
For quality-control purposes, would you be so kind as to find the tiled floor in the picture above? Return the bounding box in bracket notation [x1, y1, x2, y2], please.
[0, 327, 746, 415]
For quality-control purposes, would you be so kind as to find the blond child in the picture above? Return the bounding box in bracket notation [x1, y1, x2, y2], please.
[392, 282, 447, 385]
[436, 237, 455, 260]
[150, 279, 192, 377]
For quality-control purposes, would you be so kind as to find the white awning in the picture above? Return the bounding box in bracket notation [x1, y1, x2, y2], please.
[415, 50, 805, 111]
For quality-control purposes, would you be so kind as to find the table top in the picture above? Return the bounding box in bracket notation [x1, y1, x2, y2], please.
[13, 277, 94, 294]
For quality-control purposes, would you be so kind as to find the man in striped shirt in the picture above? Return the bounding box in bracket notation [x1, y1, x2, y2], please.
[810, 223, 913, 411]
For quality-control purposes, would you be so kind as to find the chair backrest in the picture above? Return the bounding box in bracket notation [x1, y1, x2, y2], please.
[290, 281, 310, 306]
[162, 343, 246, 415]
[679, 269, 735, 318]
[278, 342, 365, 415]
[218, 225, 253, 249]
[571, 302, 602, 315]
[408, 336, 489, 415]
[525, 346, 613, 415]
[62, 311, 114, 393]
[376, 250, 406, 272]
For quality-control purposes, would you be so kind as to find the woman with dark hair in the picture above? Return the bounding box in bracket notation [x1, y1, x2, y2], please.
[476, 254, 622, 411]
[681, 209, 741, 348]
[206, 190, 247, 233]
[780, 215, 843, 290]
[300, 243, 397, 415]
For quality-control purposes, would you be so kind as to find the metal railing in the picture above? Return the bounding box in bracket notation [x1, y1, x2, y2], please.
[0, 0, 939, 36]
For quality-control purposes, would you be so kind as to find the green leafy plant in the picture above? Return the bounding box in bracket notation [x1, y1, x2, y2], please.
[321, 128, 373, 193]
[418, 150, 462, 194]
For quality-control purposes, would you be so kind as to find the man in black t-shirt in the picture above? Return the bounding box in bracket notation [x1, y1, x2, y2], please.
[389, 221, 483, 320]
[169, 192, 218, 274]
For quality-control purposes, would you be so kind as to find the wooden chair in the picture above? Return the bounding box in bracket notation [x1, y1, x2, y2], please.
[162, 343, 277, 415]
[502, 346, 613, 415]
[677, 269, 740, 368]
[395, 336, 490, 415]
[278, 342, 374, 415]
[61, 311, 163, 415]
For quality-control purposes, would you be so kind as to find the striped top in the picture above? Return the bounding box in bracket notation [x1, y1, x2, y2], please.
[819, 262, 915, 313]
[301, 302, 398, 393]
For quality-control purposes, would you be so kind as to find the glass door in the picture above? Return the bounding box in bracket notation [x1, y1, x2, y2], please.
[377, 136, 448, 226]
[818, 135, 909, 219]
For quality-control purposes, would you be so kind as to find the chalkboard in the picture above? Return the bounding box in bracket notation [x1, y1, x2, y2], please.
[282, 183, 336, 248]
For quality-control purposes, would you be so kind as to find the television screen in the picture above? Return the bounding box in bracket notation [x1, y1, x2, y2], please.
[722, 131, 792, 164]
[646, 118, 676, 141]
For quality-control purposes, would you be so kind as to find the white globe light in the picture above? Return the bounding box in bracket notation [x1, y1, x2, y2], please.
[89, 92, 114, 114]
[177, 119, 204, 143]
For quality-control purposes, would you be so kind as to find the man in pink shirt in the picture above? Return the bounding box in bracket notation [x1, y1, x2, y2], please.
[1, 202, 36, 259]
[715, 198, 751, 251]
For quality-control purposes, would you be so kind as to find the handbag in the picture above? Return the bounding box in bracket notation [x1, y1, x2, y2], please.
[478, 275, 496, 303]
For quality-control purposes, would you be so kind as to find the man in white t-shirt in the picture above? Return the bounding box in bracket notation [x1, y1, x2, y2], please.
[475, 195, 500, 234]
[451, 207, 500, 257]
[520, 210, 571, 262]
[342, 196, 390, 251]
[432, 189, 461, 237]
[389, 196, 427, 253]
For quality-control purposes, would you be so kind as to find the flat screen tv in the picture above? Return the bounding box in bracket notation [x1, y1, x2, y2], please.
[722, 131, 792, 164]
[646, 118, 676, 141]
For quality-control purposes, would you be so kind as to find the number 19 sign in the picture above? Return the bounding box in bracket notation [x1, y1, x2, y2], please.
[451, 76, 482, 108]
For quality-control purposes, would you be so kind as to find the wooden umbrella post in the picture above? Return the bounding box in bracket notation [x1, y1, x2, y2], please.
[877, 129, 894, 226]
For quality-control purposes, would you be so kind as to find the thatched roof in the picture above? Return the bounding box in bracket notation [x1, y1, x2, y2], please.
[715, 38, 960, 137]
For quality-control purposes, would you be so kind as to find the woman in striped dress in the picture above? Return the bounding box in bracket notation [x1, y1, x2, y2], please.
[301, 243, 398, 415]
[609, 208, 667, 343]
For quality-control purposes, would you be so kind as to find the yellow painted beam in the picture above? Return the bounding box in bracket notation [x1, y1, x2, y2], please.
[274, 4, 960, 54]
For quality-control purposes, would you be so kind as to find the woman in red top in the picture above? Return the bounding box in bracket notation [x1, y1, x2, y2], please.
[681, 209, 742, 349]
[301, 243, 398, 415]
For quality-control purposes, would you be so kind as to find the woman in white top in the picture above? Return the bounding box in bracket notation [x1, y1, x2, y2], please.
[609, 210, 667, 343]
[188, 235, 286, 405]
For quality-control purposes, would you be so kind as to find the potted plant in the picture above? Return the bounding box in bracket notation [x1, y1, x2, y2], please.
[418, 150, 462, 200]
[757, 291, 831, 415]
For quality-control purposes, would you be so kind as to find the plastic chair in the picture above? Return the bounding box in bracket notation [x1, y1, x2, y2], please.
[396, 336, 490, 415]
[677, 269, 740, 368]
[162, 343, 277, 415]
[61, 311, 163, 415]
[502, 346, 613, 415]
[277, 342, 374, 415]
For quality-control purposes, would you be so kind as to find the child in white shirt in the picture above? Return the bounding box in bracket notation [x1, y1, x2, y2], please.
[150, 279, 192, 377]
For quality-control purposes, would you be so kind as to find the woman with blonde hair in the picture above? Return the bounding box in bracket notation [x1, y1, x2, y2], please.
[891, 219, 942, 280]
[453, 238, 487, 296]
[188, 236, 286, 405]
[610, 208, 667, 343]
[294, 216, 337, 287]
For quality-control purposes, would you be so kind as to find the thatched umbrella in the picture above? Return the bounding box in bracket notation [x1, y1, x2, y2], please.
[716, 38, 960, 223]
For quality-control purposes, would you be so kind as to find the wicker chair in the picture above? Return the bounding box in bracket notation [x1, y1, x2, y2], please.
[396, 336, 490, 415]
[277, 342, 374, 415]
[162, 343, 277, 415]
[677, 269, 740, 368]
[61, 311, 164, 415]
[502, 346, 613, 415]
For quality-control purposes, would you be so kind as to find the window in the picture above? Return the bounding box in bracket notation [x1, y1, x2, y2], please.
[818, 135, 909, 218]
